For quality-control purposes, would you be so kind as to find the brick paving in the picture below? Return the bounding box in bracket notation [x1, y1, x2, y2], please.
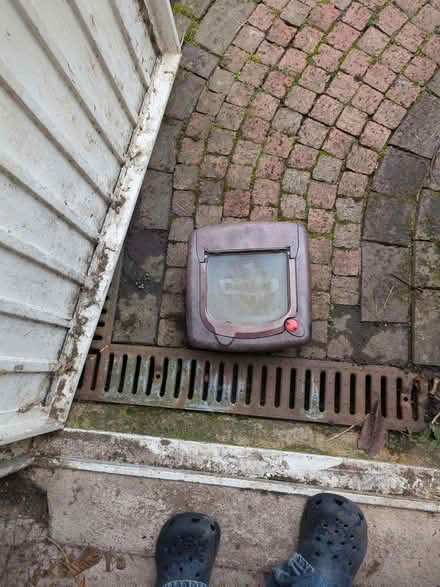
[116, 0, 440, 370]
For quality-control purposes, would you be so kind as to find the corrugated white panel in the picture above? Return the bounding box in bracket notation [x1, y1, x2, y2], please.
[0, 0, 181, 446]
[0, 171, 94, 271]
[0, 316, 66, 362]
[71, 0, 145, 118]
[1, 374, 51, 413]
[0, 83, 108, 234]
[112, 0, 157, 83]
[0, 247, 80, 317]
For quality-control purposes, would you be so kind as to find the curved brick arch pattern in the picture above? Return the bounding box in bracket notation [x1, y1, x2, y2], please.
[133, 0, 440, 369]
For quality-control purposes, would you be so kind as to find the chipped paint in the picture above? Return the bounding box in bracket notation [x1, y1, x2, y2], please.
[34, 428, 440, 510]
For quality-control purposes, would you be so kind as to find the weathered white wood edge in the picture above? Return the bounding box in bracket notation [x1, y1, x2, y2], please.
[0, 455, 35, 479]
[0, 410, 61, 446]
[144, 0, 180, 55]
[36, 428, 440, 513]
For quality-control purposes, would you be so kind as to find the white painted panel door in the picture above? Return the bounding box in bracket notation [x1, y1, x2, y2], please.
[0, 0, 180, 448]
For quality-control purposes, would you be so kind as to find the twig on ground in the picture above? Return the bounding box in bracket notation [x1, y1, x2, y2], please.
[47, 537, 69, 562]
[327, 423, 357, 442]
[381, 285, 395, 313]
[390, 273, 423, 294]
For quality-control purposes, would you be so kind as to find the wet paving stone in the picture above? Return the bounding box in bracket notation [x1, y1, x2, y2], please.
[361, 242, 410, 323]
[373, 147, 428, 198]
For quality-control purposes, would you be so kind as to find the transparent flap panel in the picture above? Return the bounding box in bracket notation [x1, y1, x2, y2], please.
[206, 251, 289, 325]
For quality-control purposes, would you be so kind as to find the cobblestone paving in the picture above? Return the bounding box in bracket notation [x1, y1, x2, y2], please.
[116, 0, 440, 370]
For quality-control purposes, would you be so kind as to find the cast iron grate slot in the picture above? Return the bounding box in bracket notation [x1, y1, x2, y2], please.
[334, 372, 341, 414]
[275, 367, 282, 408]
[396, 377, 403, 420]
[231, 364, 239, 404]
[132, 356, 142, 395]
[304, 369, 311, 411]
[381, 376, 387, 417]
[160, 358, 169, 397]
[188, 359, 197, 400]
[245, 365, 253, 405]
[76, 345, 427, 432]
[90, 353, 100, 391]
[350, 374, 356, 415]
[411, 380, 419, 421]
[202, 362, 210, 402]
[217, 363, 224, 403]
[174, 359, 183, 398]
[118, 355, 128, 394]
[289, 369, 296, 409]
[104, 353, 114, 391]
[365, 375, 371, 414]
[146, 356, 155, 396]
[319, 371, 326, 412]
[260, 366, 267, 407]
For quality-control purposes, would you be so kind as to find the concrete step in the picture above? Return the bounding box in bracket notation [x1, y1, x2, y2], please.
[29, 428, 440, 587]
[29, 466, 440, 587]
[0, 471, 258, 586]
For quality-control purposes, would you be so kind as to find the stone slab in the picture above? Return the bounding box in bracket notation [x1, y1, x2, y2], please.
[180, 0, 213, 18]
[329, 305, 408, 365]
[113, 229, 167, 345]
[328, 305, 358, 360]
[174, 13, 192, 41]
[414, 290, 440, 366]
[390, 95, 440, 159]
[182, 44, 219, 79]
[361, 242, 410, 323]
[429, 154, 440, 191]
[44, 468, 440, 585]
[416, 190, 440, 240]
[414, 241, 440, 289]
[360, 324, 409, 366]
[363, 192, 415, 246]
[134, 170, 172, 231]
[166, 70, 205, 120]
[373, 147, 428, 198]
[0, 473, 261, 587]
[149, 120, 183, 173]
[428, 69, 440, 98]
[196, 0, 255, 55]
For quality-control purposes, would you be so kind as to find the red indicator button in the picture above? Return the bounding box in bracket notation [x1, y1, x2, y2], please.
[285, 318, 299, 333]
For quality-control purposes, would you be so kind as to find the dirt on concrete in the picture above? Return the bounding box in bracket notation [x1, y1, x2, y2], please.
[0, 472, 48, 522]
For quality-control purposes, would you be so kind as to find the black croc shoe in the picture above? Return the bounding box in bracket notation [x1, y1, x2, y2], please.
[155, 512, 220, 587]
[297, 493, 368, 587]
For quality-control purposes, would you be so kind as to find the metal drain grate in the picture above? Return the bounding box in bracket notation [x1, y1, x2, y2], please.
[77, 345, 427, 431]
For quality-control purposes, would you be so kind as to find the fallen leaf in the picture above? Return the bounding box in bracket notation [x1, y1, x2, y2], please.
[358, 400, 386, 457]
[64, 549, 101, 577]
